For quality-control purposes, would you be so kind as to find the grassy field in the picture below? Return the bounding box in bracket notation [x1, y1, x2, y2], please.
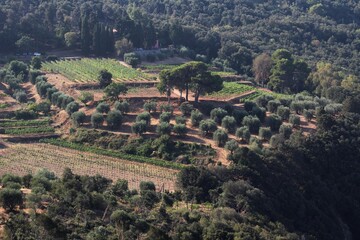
[0, 143, 178, 191]
[207, 82, 256, 98]
[42, 58, 152, 83]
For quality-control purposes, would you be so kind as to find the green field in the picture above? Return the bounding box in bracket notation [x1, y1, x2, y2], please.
[42, 58, 152, 83]
[207, 82, 256, 98]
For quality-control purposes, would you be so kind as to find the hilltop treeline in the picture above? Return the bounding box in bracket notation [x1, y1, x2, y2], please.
[1, 0, 360, 75]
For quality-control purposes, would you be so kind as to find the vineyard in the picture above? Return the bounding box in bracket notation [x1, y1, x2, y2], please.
[42, 58, 153, 83]
[4, 126, 54, 135]
[0, 119, 50, 127]
[1, 118, 54, 135]
[207, 82, 255, 98]
[0, 143, 178, 191]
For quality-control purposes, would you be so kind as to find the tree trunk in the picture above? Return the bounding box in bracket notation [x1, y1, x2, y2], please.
[185, 83, 189, 101]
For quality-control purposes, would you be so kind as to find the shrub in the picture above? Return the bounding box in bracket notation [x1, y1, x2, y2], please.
[210, 107, 227, 124]
[190, 110, 203, 127]
[213, 129, 228, 147]
[198, 102, 215, 115]
[98, 69, 112, 88]
[46, 87, 58, 101]
[159, 104, 174, 114]
[156, 122, 172, 135]
[221, 116, 237, 133]
[13, 90, 27, 103]
[114, 100, 130, 114]
[175, 116, 186, 125]
[106, 110, 123, 129]
[324, 103, 343, 114]
[224, 104, 234, 115]
[143, 101, 157, 113]
[66, 101, 80, 115]
[236, 126, 251, 143]
[242, 116, 261, 134]
[303, 110, 313, 122]
[91, 112, 104, 128]
[244, 101, 256, 112]
[136, 112, 151, 126]
[71, 111, 86, 127]
[0, 188, 23, 211]
[199, 119, 217, 136]
[290, 102, 304, 114]
[277, 106, 290, 121]
[79, 92, 94, 105]
[251, 106, 266, 123]
[259, 127, 272, 141]
[159, 112, 172, 123]
[173, 124, 187, 136]
[146, 54, 156, 62]
[29, 70, 43, 84]
[96, 102, 110, 114]
[15, 109, 37, 120]
[179, 102, 193, 116]
[270, 134, 285, 148]
[233, 110, 248, 125]
[51, 91, 62, 105]
[267, 100, 281, 113]
[225, 139, 239, 154]
[132, 121, 147, 136]
[124, 52, 141, 68]
[289, 114, 301, 127]
[266, 114, 282, 132]
[256, 95, 274, 108]
[279, 124, 292, 139]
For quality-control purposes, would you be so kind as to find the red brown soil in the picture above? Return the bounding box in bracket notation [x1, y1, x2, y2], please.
[21, 82, 42, 103]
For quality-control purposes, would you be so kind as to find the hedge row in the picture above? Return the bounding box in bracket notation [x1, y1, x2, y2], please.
[40, 138, 186, 170]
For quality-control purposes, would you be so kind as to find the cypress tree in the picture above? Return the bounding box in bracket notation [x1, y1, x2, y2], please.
[81, 14, 91, 54]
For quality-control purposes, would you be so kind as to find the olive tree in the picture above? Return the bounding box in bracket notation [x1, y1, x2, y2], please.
[236, 126, 251, 143]
[199, 119, 217, 136]
[221, 116, 237, 133]
[91, 112, 104, 128]
[106, 110, 123, 129]
[213, 129, 228, 147]
[190, 110, 203, 127]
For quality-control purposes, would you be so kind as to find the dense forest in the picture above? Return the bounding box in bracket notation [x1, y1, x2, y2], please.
[1, 0, 360, 75]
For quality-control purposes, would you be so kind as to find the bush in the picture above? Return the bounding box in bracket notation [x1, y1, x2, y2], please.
[198, 102, 215, 115]
[213, 129, 228, 147]
[36, 102, 51, 115]
[290, 102, 304, 114]
[156, 122, 172, 135]
[210, 107, 227, 124]
[173, 124, 187, 136]
[114, 100, 130, 114]
[244, 101, 257, 112]
[236, 126, 251, 143]
[159, 112, 172, 123]
[251, 106, 266, 123]
[179, 102, 193, 116]
[289, 114, 301, 127]
[71, 111, 86, 126]
[270, 134, 285, 148]
[13, 90, 27, 103]
[175, 116, 187, 125]
[96, 102, 110, 114]
[66, 101, 80, 115]
[259, 127, 272, 141]
[303, 110, 313, 122]
[29, 70, 43, 84]
[199, 119, 217, 136]
[224, 104, 234, 115]
[132, 121, 147, 136]
[190, 110, 203, 127]
[267, 100, 281, 113]
[146, 54, 156, 62]
[136, 112, 151, 126]
[124, 53, 141, 68]
[51, 91, 62, 105]
[98, 69, 112, 88]
[279, 124, 292, 139]
[233, 110, 249, 125]
[46, 87, 58, 101]
[225, 139, 239, 154]
[143, 101, 157, 113]
[221, 116, 237, 133]
[324, 103, 343, 114]
[159, 104, 174, 114]
[256, 95, 274, 108]
[91, 112, 104, 128]
[242, 116, 261, 134]
[0, 188, 23, 211]
[266, 114, 282, 132]
[106, 110, 123, 129]
[277, 106, 290, 121]
[15, 109, 37, 120]
[79, 92, 94, 105]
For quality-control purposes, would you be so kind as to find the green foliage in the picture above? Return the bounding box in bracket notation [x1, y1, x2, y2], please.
[199, 119, 217, 137]
[267, 100, 281, 113]
[31, 56, 42, 69]
[36, 102, 51, 115]
[71, 111, 86, 127]
[232, 109, 249, 125]
[210, 107, 227, 124]
[143, 101, 157, 113]
[124, 53, 141, 68]
[159, 112, 172, 123]
[179, 102, 193, 116]
[0, 188, 23, 211]
[114, 100, 130, 114]
[14, 109, 37, 120]
[242, 116, 261, 134]
[91, 112, 104, 128]
[131, 121, 147, 136]
[289, 114, 301, 127]
[277, 105, 290, 121]
[66, 101, 80, 115]
[96, 102, 110, 114]
[266, 114, 282, 132]
[159, 104, 174, 114]
[221, 116, 237, 133]
[279, 124, 293, 139]
[136, 112, 151, 126]
[173, 124, 187, 136]
[104, 83, 128, 101]
[156, 122, 172, 135]
[79, 92, 94, 105]
[175, 116, 187, 125]
[190, 110, 203, 127]
[225, 139, 238, 154]
[98, 69, 112, 88]
[259, 127, 272, 141]
[106, 110, 123, 129]
[236, 126, 251, 143]
[207, 82, 254, 98]
[4, 126, 54, 135]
